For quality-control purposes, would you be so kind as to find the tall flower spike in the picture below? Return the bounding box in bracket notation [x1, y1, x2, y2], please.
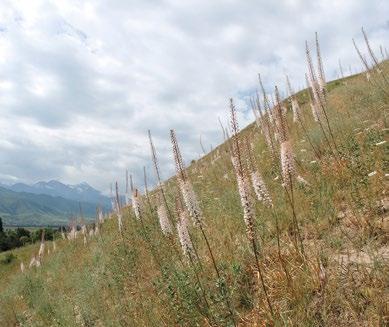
[274, 86, 288, 143]
[245, 137, 273, 208]
[110, 183, 116, 212]
[353, 39, 371, 73]
[305, 73, 320, 122]
[251, 97, 261, 130]
[81, 224, 87, 245]
[148, 130, 163, 188]
[132, 189, 141, 220]
[117, 213, 123, 232]
[236, 172, 256, 240]
[253, 94, 275, 156]
[170, 129, 187, 181]
[229, 99, 244, 175]
[251, 171, 273, 208]
[29, 256, 37, 268]
[176, 209, 194, 259]
[38, 241, 45, 260]
[125, 169, 130, 206]
[362, 27, 379, 68]
[157, 197, 173, 236]
[180, 179, 202, 226]
[230, 100, 256, 240]
[315, 32, 327, 95]
[286, 75, 301, 123]
[38, 230, 45, 262]
[258, 73, 274, 126]
[306, 40, 324, 106]
[115, 181, 121, 212]
[98, 208, 104, 224]
[274, 86, 296, 187]
[114, 181, 124, 231]
[280, 140, 296, 187]
[143, 166, 149, 200]
[170, 129, 203, 226]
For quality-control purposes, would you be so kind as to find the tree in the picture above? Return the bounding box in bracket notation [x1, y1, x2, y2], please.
[0, 217, 3, 234]
[15, 227, 30, 239]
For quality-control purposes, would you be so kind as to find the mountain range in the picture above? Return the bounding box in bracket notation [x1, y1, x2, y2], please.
[0, 180, 111, 227]
[5, 180, 110, 206]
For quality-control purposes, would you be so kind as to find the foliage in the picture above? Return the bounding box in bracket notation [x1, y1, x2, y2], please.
[0, 227, 60, 252]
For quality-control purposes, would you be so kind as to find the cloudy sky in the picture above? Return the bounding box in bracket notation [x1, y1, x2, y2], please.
[0, 0, 387, 193]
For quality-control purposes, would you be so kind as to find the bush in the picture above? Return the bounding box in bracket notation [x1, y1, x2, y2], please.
[0, 253, 16, 265]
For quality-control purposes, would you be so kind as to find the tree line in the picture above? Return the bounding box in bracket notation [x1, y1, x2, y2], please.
[0, 217, 61, 252]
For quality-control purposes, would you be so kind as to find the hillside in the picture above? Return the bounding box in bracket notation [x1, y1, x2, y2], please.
[0, 187, 100, 226]
[0, 58, 388, 326]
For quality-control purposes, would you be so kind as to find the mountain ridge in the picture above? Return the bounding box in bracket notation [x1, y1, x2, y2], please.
[0, 186, 108, 227]
[2, 180, 111, 208]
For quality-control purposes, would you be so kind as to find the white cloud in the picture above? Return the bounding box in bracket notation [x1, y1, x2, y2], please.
[0, 0, 387, 193]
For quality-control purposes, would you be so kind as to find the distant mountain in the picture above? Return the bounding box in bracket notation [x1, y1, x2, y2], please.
[4, 180, 110, 207]
[0, 186, 102, 227]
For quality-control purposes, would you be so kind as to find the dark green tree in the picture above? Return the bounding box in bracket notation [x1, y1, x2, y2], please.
[0, 217, 3, 234]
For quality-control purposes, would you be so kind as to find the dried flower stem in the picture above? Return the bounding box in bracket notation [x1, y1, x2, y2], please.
[148, 130, 175, 225]
[306, 40, 339, 154]
[230, 99, 275, 318]
[274, 88, 305, 256]
[274, 212, 293, 290]
[171, 129, 236, 325]
[143, 166, 153, 214]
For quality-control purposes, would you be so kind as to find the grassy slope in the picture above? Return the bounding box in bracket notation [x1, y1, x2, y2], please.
[0, 63, 388, 326]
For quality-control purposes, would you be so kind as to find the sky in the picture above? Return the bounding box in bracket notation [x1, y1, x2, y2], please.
[0, 0, 387, 194]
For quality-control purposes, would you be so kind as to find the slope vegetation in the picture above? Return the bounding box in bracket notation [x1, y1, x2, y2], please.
[0, 61, 388, 326]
